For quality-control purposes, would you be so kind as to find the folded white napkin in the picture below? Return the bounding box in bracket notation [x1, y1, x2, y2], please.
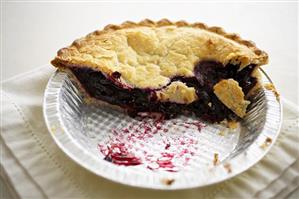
[1, 66, 298, 199]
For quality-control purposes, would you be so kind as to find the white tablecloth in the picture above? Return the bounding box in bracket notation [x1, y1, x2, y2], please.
[1, 66, 298, 199]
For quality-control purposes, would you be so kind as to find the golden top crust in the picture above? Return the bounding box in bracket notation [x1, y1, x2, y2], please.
[52, 19, 268, 90]
[213, 79, 250, 117]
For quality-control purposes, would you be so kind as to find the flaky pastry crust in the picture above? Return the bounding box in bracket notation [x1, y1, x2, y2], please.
[51, 19, 269, 118]
[52, 19, 268, 89]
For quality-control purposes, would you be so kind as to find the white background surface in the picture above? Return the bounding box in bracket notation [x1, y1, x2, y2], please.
[1, 2, 298, 198]
[2, 1, 298, 105]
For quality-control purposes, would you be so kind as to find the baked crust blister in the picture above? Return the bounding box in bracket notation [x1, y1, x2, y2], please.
[51, 19, 269, 119]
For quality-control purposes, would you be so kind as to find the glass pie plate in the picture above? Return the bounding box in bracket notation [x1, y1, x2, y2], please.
[43, 68, 282, 190]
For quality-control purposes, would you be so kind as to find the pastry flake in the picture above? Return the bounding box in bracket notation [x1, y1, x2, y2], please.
[156, 81, 197, 104]
[213, 79, 250, 117]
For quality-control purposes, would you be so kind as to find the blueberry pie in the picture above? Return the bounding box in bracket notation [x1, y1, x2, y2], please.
[51, 19, 268, 122]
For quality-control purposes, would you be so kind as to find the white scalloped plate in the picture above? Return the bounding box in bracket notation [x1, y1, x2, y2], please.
[43, 68, 282, 189]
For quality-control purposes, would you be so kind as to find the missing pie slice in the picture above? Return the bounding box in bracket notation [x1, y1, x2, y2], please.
[51, 19, 268, 122]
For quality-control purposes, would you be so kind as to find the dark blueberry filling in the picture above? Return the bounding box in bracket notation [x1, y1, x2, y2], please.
[71, 61, 257, 122]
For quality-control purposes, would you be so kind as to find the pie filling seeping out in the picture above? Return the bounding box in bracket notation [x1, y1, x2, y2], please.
[51, 19, 268, 122]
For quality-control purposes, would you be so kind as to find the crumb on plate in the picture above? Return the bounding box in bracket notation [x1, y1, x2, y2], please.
[260, 137, 272, 149]
[50, 125, 57, 133]
[227, 120, 239, 129]
[218, 130, 226, 136]
[224, 163, 232, 173]
[213, 153, 220, 166]
[161, 178, 175, 186]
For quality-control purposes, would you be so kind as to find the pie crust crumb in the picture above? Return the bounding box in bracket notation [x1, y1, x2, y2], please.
[218, 130, 226, 136]
[227, 120, 239, 129]
[213, 153, 220, 166]
[260, 137, 272, 149]
[161, 178, 175, 185]
[224, 163, 232, 173]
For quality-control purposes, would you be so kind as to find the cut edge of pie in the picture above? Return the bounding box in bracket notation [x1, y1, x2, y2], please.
[51, 19, 269, 122]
